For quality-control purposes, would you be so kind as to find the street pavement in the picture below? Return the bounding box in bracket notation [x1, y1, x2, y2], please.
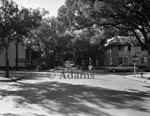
[0, 70, 150, 116]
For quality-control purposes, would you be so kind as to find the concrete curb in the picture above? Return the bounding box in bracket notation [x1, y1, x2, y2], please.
[125, 75, 150, 84]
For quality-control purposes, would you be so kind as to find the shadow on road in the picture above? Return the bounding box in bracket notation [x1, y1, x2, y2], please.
[143, 85, 150, 88]
[0, 81, 150, 116]
[0, 73, 48, 82]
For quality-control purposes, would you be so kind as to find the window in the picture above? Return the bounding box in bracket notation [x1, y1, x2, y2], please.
[128, 46, 131, 51]
[118, 46, 121, 51]
[118, 46, 123, 51]
[124, 46, 128, 51]
[128, 56, 131, 64]
[123, 56, 131, 64]
[124, 57, 128, 64]
[141, 57, 147, 64]
[141, 47, 145, 51]
[118, 57, 123, 64]
[141, 57, 144, 64]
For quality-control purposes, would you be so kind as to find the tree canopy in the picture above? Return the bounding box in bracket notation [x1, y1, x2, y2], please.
[57, 0, 150, 55]
[0, 0, 46, 77]
[1, 0, 150, 72]
[27, 17, 74, 68]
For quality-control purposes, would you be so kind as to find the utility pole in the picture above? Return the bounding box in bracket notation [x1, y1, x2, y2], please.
[134, 62, 136, 77]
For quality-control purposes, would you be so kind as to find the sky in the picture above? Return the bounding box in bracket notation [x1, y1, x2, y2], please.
[13, 0, 66, 17]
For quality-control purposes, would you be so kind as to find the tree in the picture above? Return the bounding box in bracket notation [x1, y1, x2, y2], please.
[57, 1, 94, 31]
[57, 2, 119, 67]
[13, 7, 47, 71]
[57, 1, 118, 67]
[72, 30, 90, 67]
[62, 0, 150, 55]
[27, 17, 74, 68]
[0, 0, 19, 77]
[0, 0, 45, 77]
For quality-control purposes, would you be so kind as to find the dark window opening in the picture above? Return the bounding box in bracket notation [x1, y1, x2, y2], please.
[128, 46, 131, 51]
[141, 47, 145, 51]
[118, 57, 123, 64]
[118, 46, 122, 51]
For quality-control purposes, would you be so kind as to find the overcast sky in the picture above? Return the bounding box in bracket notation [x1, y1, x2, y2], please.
[13, 0, 66, 17]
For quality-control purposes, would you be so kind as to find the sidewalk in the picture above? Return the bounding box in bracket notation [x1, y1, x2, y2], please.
[125, 72, 150, 84]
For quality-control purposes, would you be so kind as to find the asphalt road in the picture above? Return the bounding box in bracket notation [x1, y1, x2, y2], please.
[0, 71, 150, 116]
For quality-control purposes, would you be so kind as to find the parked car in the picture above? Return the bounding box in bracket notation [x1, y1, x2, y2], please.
[106, 64, 138, 72]
[146, 66, 150, 72]
[69, 65, 79, 70]
[56, 61, 79, 70]
[64, 60, 75, 68]
[55, 66, 67, 70]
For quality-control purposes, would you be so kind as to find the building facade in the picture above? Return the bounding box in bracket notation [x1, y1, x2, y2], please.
[0, 42, 30, 68]
[104, 36, 150, 67]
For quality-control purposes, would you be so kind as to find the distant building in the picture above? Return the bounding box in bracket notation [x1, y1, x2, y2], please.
[104, 36, 150, 67]
[0, 42, 31, 68]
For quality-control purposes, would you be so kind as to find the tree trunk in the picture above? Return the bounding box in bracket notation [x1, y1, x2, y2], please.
[15, 43, 18, 71]
[5, 45, 10, 78]
[147, 42, 150, 57]
[98, 52, 105, 67]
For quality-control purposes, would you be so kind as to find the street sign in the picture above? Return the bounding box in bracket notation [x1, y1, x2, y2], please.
[132, 55, 138, 62]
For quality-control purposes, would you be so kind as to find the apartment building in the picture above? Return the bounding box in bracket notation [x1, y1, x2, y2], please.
[104, 36, 150, 67]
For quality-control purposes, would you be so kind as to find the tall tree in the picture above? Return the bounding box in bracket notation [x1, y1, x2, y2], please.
[14, 7, 47, 70]
[62, 0, 150, 55]
[28, 17, 74, 68]
[57, 3, 118, 67]
[0, 0, 45, 77]
[0, 0, 18, 77]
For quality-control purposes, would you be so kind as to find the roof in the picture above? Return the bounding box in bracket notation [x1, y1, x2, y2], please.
[107, 36, 140, 46]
